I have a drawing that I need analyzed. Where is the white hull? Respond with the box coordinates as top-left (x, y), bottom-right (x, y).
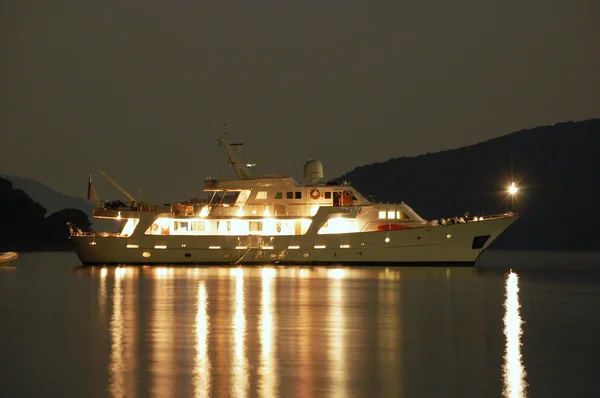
top-left (73, 216), bottom-right (516, 266)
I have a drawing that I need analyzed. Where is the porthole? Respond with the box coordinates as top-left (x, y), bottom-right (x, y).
top-left (303, 253), bottom-right (310, 258)
top-left (142, 252), bottom-right (151, 258)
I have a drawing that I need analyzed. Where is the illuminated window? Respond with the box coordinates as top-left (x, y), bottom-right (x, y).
top-left (317, 218), bottom-right (357, 234)
top-left (236, 190), bottom-right (251, 205)
top-left (378, 211), bottom-right (386, 219)
top-left (275, 192), bottom-right (283, 199)
top-left (387, 211), bottom-right (395, 219)
top-left (256, 191), bottom-right (267, 200)
top-left (174, 221), bottom-right (189, 231)
top-left (191, 221), bottom-right (205, 231)
top-left (286, 192), bottom-right (293, 199)
top-left (120, 219), bottom-right (139, 236)
top-left (295, 192), bottom-right (302, 199)
top-left (324, 192), bottom-right (332, 199)
top-left (249, 221), bottom-right (263, 232)
top-left (217, 221), bottom-right (232, 233)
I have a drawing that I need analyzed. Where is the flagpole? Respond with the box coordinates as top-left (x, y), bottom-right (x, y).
top-left (87, 174), bottom-right (92, 200)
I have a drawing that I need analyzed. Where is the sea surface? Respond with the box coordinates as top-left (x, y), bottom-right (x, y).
top-left (1, 251), bottom-right (600, 398)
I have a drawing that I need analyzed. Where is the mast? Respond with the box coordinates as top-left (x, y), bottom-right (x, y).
top-left (217, 134), bottom-right (254, 179)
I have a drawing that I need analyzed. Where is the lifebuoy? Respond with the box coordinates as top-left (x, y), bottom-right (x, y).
top-left (310, 189), bottom-right (320, 199)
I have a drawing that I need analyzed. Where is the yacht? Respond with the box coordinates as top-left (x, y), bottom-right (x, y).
top-left (70, 137), bottom-right (517, 265)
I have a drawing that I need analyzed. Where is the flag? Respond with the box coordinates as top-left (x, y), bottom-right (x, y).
top-left (87, 174), bottom-right (92, 200)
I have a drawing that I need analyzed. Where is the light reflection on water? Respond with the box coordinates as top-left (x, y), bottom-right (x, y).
top-left (98, 268), bottom-right (107, 316)
top-left (194, 281), bottom-right (210, 398)
top-left (151, 267), bottom-right (175, 396)
top-left (258, 268), bottom-right (277, 397)
top-left (109, 267), bottom-right (138, 398)
top-left (378, 272), bottom-right (401, 395)
top-left (328, 269), bottom-right (346, 398)
top-left (230, 268), bottom-right (249, 398)
top-left (93, 265), bottom-right (532, 397)
top-left (503, 271), bottom-right (528, 398)
top-left (109, 267), bottom-right (124, 398)
top-left (6, 252), bottom-right (600, 397)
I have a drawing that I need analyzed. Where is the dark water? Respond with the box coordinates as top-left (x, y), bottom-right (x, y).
top-left (1, 251), bottom-right (600, 398)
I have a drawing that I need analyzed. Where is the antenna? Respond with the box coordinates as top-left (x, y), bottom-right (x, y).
top-left (99, 169), bottom-right (137, 204)
top-left (210, 117), bottom-right (254, 179)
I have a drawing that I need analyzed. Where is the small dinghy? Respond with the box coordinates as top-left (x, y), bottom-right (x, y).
top-left (0, 252), bottom-right (19, 265)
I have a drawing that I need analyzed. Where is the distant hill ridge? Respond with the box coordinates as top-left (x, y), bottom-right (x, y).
top-left (0, 177), bottom-right (92, 251)
top-left (334, 119), bottom-right (600, 250)
top-left (0, 173), bottom-right (94, 216)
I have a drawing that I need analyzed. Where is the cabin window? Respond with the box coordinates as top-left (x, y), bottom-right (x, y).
top-left (191, 221), bottom-right (205, 232)
top-left (145, 223), bottom-right (159, 235)
top-left (324, 192), bottom-right (332, 199)
top-left (295, 192), bottom-right (302, 199)
top-left (249, 221), bottom-right (263, 232)
top-left (275, 192), bottom-right (283, 199)
top-left (119, 219), bottom-right (139, 237)
top-left (235, 190), bottom-right (251, 206)
top-left (378, 210), bottom-right (410, 220)
top-left (256, 191), bottom-right (267, 200)
top-left (217, 221), bottom-right (232, 233)
top-left (174, 221), bottom-right (189, 231)
top-left (318, 218), bottom-right (357, 234)
top-left (286, 192), bottom-right (293, 199)
top-left (218, 191), bottom-right (240, 205)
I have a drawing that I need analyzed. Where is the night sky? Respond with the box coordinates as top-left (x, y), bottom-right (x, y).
top-left (2, 1), bottom-right (599, 204)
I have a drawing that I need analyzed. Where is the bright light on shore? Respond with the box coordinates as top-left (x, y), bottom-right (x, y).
top-left (508, 182), bottom-right (518, 195)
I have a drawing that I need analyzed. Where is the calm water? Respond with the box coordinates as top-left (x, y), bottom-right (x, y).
top-left (1, 251), bottom-right (600, 398)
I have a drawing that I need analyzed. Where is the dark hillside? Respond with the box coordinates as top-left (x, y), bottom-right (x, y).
top-left (335, 119), bottom-right (600, 250)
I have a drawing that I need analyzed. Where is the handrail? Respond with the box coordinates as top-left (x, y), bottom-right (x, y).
top-left (69, 231), bottom-right (120, 237)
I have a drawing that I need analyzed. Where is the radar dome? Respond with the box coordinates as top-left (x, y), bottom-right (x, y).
top-left (303, 159), bottom-right (324, 184)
